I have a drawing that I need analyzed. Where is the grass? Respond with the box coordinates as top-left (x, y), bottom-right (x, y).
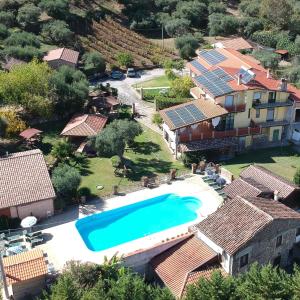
top-left (223, 146), bottom-right (300, 181)
top-left (79, 125), bottom-right (186, 197)
top-left (132, 75), bottom-right (171, 89)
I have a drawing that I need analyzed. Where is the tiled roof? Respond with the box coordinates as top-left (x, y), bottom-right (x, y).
top-left (43, 48), bottom-right (79, 64)
top-left (0, 150), bottom-right (56, 209)
top-left (3, 249), bottom-right (47, 285)
top-left (151, 235), bottom-right (217, 298)
top-left (160, 98), bottom-right (228, 130)
top-left (240, 165), bottom-right (298, 198)
top-left (187, 48), bottom-right (300, 101)
top-left (214, 37), bottom-right (253, 51)
top-left (19, 128), bottom-right (42, 140)
top-left (61, 114), bottom-right (108, 137)
top-left (196, 196), bottom-right (300, 255)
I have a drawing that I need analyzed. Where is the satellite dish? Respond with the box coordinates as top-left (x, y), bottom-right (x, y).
top-left (212, 117), bottom-right (221, 127)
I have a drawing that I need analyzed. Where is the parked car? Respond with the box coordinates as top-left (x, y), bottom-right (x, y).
top-left (126, 68), bottom-right (137, 78)
top-left (110, 70), bottom-right (124, 80)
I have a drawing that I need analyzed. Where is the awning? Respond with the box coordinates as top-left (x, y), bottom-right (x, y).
top-left (180, 137), bottom-right (238, 152)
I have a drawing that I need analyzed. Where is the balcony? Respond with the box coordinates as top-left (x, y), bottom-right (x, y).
top-left (252, 99), bottom-right (293, 109)
top-left (223, 103), bottom-right (246, 113)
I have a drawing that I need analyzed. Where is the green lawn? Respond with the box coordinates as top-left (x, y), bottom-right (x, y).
top-left (133, 75), bottom-right (171, 88)
top-left (79, 125), bottom-right (186, 197)
top-left (223, 146), bottom-right (300, 181)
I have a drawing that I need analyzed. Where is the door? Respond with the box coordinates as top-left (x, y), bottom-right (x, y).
top-left (272, 129), bottom-right (280, 142)
top-left (267, 108), bottom-right (275, 122)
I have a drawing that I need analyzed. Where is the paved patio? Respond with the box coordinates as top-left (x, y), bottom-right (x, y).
top-left (37, 175), bottom-right (223, 271)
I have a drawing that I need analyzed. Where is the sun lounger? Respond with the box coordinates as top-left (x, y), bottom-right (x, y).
top-left (26, 231), bottom-right (42, 238)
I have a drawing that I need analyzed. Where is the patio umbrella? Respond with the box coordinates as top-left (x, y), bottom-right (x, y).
top-left (21, 216), bottom-right (37, 228)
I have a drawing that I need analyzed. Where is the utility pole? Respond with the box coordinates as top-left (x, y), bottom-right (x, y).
top-left (0, 253), bottom-right (9, 299)
top-left (161, 25), bottom-right (164, 50)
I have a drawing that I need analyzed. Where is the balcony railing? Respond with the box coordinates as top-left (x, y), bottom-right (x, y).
top-left (178, 126), bottom-right (262, 142)
top-left (252, 99), bottom-right (293, 109)
top-left (224, 103), bottom-right (246, 113)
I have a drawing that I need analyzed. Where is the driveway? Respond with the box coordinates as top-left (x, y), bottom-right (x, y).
top-left (94, 68), bottom-right (166, 133)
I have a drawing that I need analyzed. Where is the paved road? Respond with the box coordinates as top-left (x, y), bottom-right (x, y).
top-left (97, 68), bottom-right (165, 133)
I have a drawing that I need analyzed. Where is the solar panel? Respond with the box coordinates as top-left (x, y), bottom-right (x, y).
top-left (212, 68), bottom-right (233, 82)
top-left (166, 104), bottom-right (206, 128)
top-left (237, 67), bottom-right (255, 84)
top-left (190, 60), bottom-right (207, 73)
top-left (199, 50), bottom-right (226, 65)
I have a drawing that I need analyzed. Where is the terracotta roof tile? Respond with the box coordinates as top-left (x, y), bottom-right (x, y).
top-left (61, 114), bottom-right (108, 137)
top-left (3, 249), bottom-right (47, 285)
top-left (43, 48), bottom-right (79, 64)
top-left (214, 37), bottom-right (253, 51)
top-left (151, 235), bottom-right (217, 298)
top-left (0, 150), bottom-right (56, 209)
top-left (19, 128), bottom-right (42, 140)
top-left (240, 165), bottom-right (298, 198)
top-left (196, 196), bottom-right (300, 255)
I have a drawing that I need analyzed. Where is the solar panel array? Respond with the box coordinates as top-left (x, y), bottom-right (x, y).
top-left (195, 70), bottom-right (233, 97)
top-left (212, 68), bottom-right (233, 82)
top-left (199, 50), bottom-right (226, 65)
top-left (237, 67), bottom-right (255, 84)
top-left (190, 59), bottom-right (207, 73)
top-left (165, 104), bottom-right (206, 128)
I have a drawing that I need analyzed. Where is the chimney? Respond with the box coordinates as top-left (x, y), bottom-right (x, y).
top-left (279, 78), bottom-right (287, 92)
top-left (274, 190), bottom-right (279, 201)
top-left (267, 69), bottom-right (271, 79)
top-left (237, 74), bottom-right (242, 85)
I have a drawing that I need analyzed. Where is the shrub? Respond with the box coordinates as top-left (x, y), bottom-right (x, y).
top-left (4, 31), bottom-right (40, 48)
top-left (17, 3), bottom-right (41, 27)
top-left (51, 140), bottom-right (74, 162)
top-left (78, 187), bottom-right (91, 198)
top-left (0, 24), bottom-right (9, 40)
top-left (251, 31), bottom-right (278, 48)
top-left (0, 11), bottom-right (15, 27)
top-left (208, 13), bottom-right (239, 36)
top-left (208, 2), bottom-right (226, 14)
top-left (116, 52), bottom-right (134, 68)
top-left (39, 0), bottom-right (69, 19)
top-left (152, 113), bottom-right (163, 126)
top-left (165, 68), bottom-right (177, 80)
top-left (239, 17), bottom-right (264, 38)
top-left (175, 34), bottom-right (199, 59)
top-left (0, 109), bottom-right (26, 137)
top-left (294, 168), bottom-right (300, 186)
top-left (41, 20), bottom-right (73, 45)
top-left (83, 51), bottom-right (106, 74)
top-left (170, 76), bottom-right (194, 98)
top-left (164, 18), bottom-right (190, 37)
top-left (111, 155), bottom-right (121, 168)
top-left (1, 46), bottom-right (43, 61)
top-left (155, 94), bottom-right (187, 110)
top-left (252, 50), bottom-right (280, 70)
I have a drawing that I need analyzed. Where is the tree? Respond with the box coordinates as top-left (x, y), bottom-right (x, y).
top-left (0, 11), bottom-right (15, 27)
top-left (50, 66), bottom-right (89, 116)
top-left (185, 270), bottom-right (237, 300)
top-left (239, 17), bottom-right (264, 38)
top-left (1, 46), bottom-right (43, 61)
top-left (0, 60), bottom-right (53, 118)
top-left (3, 31), bottom-right (40, 48)
top-left (39, 0), bottom-right (69, 19)
top-left (236, 263), bottom-right (291, 299)
top-left (41, 20), bottom-right (73, 45)
top-left (252, 50), bottom-right (280, 70)
top-left (91, 119), bottom-right (142, 159)
top-left (170, 76), bottom-right (194, 98)
top-left (51, 140), bottom-right (74, 162)
top-left (0, 109), bottom-right (26, 137)
top-left (83, 52), bottom-right (106, 74)
top-left (51, 163), bottom-right (81, 202)
top-left (260, 0), bottom-right (292, 29)
top-left (164, 18), bottom-right (190, 37)
top-left (0, 24), bottom-right (9, 40)
top-left (294, 167), bottom-right (300, 185)
top-left (251, 31), bottom-right (278, 48)
top-left (208, 13), bottom-right (239, 36)
top-left (116, 52), bottom-right (134, 68)
top-left (208, 2), bottom-right (226, 14)
top-left (17, 3), bottom-right (41, 28)
top-left (175, 34), bottom-right (199, 59)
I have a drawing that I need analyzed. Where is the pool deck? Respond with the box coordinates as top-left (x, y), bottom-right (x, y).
top-left (38, 175), bottom-right (223, 271)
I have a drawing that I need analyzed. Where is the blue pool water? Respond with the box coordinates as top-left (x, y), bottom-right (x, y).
top-left (75, 193), bottom-right (202, 252)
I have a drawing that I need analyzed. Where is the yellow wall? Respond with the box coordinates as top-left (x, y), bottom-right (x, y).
top-left (268, 126), bottom-right (282, 141)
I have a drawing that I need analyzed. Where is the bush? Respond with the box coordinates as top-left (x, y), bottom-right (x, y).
top-left (170, 76), bottom-right (194, 98)
top-left (239, 17), bottom-right (264, 38)
top-left (155, 94), bottom-right (187, 110)
top-left (41, 20), bottom-right (73, 45)
top-left (164, 18), bottom-right (190, 37)
top-left (111, 155), bottom-right (121, 168)
top-left (294, 168), bottom-right (300, 185)
top-left (208, 13), bottom-right (239, 36)
top-left (39, 0), bottom-right (69, 19)
top-left (0, 11), bottom-right (15, 27)
top-left (2, 46), bottom-right (43, 61)
top-left (252, 50), bottom-right (280, 69)
top-left (78, 187), bottom-right (91, 198)
top-left (83, 52), bottom-right (106, 74)
top-left (251, 31), bottom-right (278, 48)
top-left (175, 34), bottom-right (198, 59)
top-left (116, 52), bottom-right (134, 68)
top-left (0, 109), bottom-right (26, 137)
top-left (165, 68), bottom-right (177, 80)
top-left (17, 3), bottom-right (41, 27)
top-left (152, 113), bottom-right (163, 126)
top-left (0, 24), bottom-right (9, 40)
top-left (4, 31), bottom-right (40, 48)
top-left (51, 140), bottom-right (74, 162)
top-left (208, 2), bottom-right (226, 14)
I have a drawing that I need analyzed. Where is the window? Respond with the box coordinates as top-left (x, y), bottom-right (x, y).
top-left (256, 109), bottom-right (260, 118)
top-left (248, 108), bottom-right (251, 118)
top-left (267, 108), bottom-right (275, 121)
top-left (268, 91), bottom-right (276, 103)
top-left (225, 113), bottom-right (234, 130)
top-left (253, 92), bottom-right (261, 101)
top-left (240, 253), bottom-right (249, 268)
top-left (276, 235), bottom-right (282, 247)
top-left (225, 95), bottom-right (234, 107)
top-left (297, 228), bottom-right (300, 237)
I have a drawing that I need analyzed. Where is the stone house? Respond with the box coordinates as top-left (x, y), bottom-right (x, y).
top-left (43, 47), bottom-right (79, 69)
top-left (150, 196), bottom-right (300, 297)
top-left (0, 149), bottom-right (55, 219)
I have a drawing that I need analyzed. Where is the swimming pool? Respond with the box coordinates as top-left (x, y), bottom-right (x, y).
top-left (75, 193), bottom-right (202, 251)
